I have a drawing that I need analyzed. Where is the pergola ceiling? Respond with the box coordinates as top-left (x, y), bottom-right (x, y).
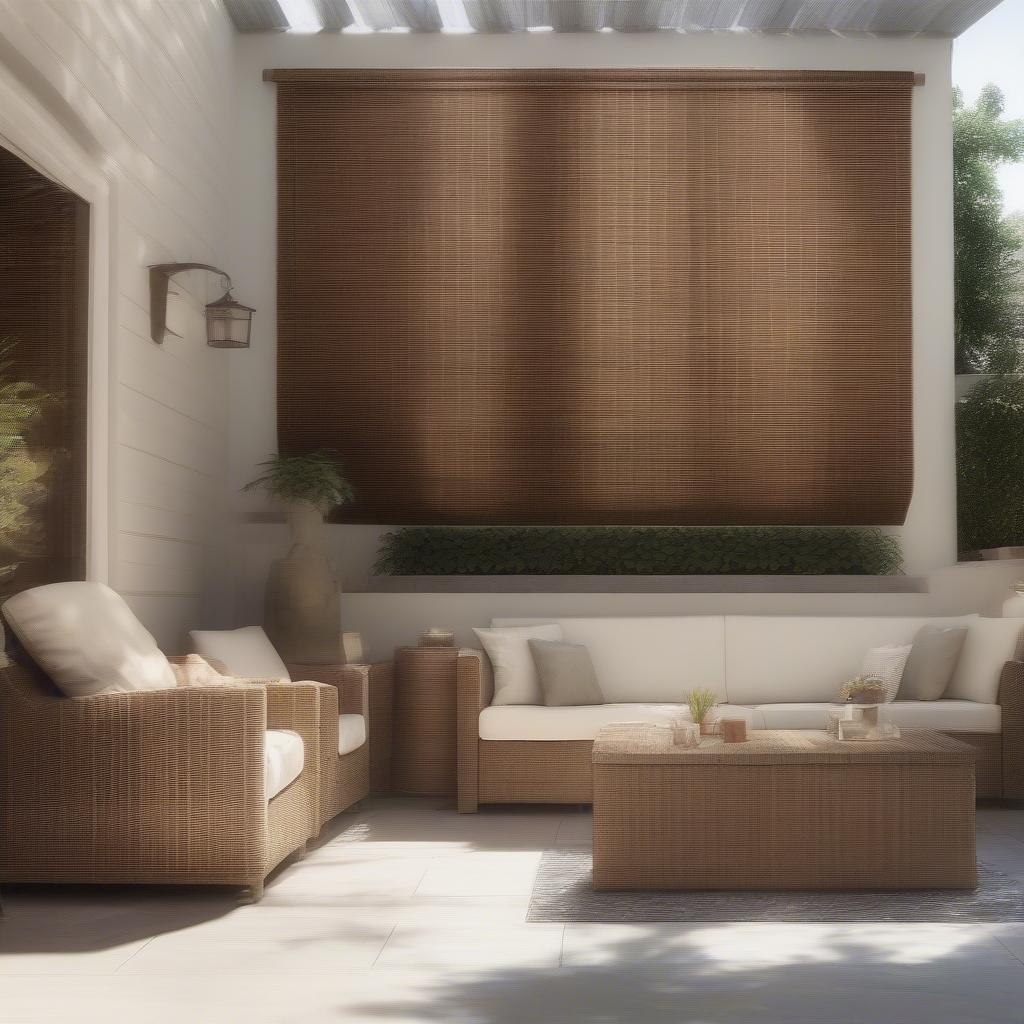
top-left (223, 0), bottom-right (1003, 35)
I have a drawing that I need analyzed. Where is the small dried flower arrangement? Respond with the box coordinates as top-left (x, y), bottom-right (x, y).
top-left (838, 675), bottom-right (886, 705)
top-left (685, 688), bottom-right (720, 734)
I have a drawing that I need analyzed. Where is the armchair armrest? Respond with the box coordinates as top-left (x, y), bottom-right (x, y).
top-left (285, 663), bottom-right (369, 718)
top-left (999, 660), bottom-right (1024, 799)
top-left (0, 663), bottom-right (272, 875)
top-left (456, 649), bottom-right (491, 812)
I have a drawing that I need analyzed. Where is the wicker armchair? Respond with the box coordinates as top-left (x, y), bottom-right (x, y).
top-left (285, 663), bottom-right (375, 829)
top-left (0, 656), bottom-right (321, 898)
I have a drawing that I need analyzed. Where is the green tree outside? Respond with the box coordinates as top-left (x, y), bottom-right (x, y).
top-left (955, 85), bottom-right (1024, 554)
top-left (954, 84), bottom-right (1024, 374)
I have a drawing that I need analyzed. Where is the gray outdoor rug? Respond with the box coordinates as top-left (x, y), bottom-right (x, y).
top-left (527, 848), bottom-right (1024, 923)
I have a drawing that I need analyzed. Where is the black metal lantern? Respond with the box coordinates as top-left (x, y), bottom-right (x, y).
top-left (148, 262), bottom-right (254, 348)
top-left (205, 288), bottom-right (255, 348)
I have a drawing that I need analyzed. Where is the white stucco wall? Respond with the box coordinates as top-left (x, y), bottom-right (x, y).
top-left (0, 0), bottom-right (236, 648)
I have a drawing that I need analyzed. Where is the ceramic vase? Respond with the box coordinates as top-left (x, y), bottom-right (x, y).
top-left (264, 500), bottom-right (342, 664)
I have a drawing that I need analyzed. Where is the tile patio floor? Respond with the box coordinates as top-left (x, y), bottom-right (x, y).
top-left (3, 799), bottom-right (1024, 1023)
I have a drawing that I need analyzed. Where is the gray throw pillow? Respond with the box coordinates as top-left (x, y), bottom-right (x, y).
top-left (528, 639), bottom-right (604, 707)
top-left (897, 625), bottom-right (968, 701)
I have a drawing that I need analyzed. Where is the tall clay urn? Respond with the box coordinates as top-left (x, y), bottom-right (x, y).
top-left (264, 500), bottom-right (342, 664)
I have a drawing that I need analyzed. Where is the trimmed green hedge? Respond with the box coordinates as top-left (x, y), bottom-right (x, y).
top-left (956, 374), bottom-right (1024, 553)
top-left (374, 526), bottom-right (903, 576)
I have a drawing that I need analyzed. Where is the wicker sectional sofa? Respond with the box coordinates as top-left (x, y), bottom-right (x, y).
top-left (457, 615), bottom-right (1024, 811)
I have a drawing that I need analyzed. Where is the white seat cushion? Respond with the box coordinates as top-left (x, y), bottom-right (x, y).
top-left (189, 626), bottom-right (290, 681)
top-left (338, 713), bottom-right (367, 756)
top-left (1, 582), bottom-right (176, 698)
top-left (478, 703), bottom-right (759, 741)
top-left (751, 701), bottom-right (1001, 734)
top-left (265, 729), bottom-right (304, 799)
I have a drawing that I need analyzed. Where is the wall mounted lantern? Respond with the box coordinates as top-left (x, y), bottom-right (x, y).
top-left (149, 263), bottom-right (255, 348)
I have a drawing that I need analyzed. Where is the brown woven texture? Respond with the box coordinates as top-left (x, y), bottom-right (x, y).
top-left (480, 741), bottom-right (595, 804)
top-left (285, 663), bottom-right (373, 825)
top-left (998, 660), bottom-right (1024, 799)
top-left (288, 662), bottom-right (393, 798)
top-left (592, 728), bottom-right (976, 890)
top-left (394, 647), bottom-right (459, 797)
top-left (0, 660), bottom-right (316, 890)
top-left (946, 732), bottom-right (1001, 798)
top-left (274, 69), bottom-right (912, 525)
top-left (457, 652), bottom-right (487, 812)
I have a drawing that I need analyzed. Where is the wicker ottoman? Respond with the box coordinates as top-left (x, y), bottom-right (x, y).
top-left (592, 727), bottom-right (977, 890)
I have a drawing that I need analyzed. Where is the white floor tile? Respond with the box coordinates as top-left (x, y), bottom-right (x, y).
top-left (375, 924), bottom-right (564, 969)
top-left (5, 797), bottom-right (1024, 1022)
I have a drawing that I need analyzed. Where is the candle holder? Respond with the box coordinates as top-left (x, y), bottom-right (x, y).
top-left (720, 718), bottom-right (748, 743)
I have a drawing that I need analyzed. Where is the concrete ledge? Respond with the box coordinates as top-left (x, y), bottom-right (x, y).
top-left (361, 575), bottom-right (929, 595)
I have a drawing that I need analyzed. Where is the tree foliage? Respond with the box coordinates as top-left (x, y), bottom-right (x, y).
top-left (0, 339), bottom-right (50, 588)
top-left (954, 85), bottom-right (1024, 373)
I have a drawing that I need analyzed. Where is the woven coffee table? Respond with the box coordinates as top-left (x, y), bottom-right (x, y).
top-left (592, 727), bottom-right (977, 891)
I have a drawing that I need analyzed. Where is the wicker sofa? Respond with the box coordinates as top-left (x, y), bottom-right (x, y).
top-left (458, 615), bottom-right (1024, 811)
top-left (0, 653), bottom-right (321, 897)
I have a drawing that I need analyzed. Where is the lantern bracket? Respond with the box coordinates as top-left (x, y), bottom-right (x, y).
top-left (148, 263), bottom-right (234, 344)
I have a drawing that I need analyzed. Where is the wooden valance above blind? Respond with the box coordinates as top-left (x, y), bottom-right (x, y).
top-left (271, 69), bottom-right (914, 525)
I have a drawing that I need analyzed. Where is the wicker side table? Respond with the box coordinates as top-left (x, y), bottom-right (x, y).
top-left (393, 646), bottom-right (459, 797)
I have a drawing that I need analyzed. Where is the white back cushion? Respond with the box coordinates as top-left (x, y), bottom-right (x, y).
top-left (473, 624), bottom-right (563, 705)
top-left (2, 582), bottom-right (176, 698)
top-left (948, 616), bottom-right (1024, 703)
top-left (724, 616), bottom-right (972, 704)
top-left (189, 626), bottom-right (290, 680)
top-left (492, 617), bottom-right (726, 703)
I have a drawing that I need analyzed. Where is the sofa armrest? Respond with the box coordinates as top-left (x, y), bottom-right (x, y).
top-left (999, 660), bottom-right (1024, 799)
top-left (456, 649), bottom-right (490, 812)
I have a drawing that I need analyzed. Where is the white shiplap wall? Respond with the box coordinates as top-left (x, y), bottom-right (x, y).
top-left (0, 0), bottom-right (236, 649)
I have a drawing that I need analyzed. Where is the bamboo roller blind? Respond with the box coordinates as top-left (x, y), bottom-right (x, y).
top-left (272, 69), bottom-right (913, 525)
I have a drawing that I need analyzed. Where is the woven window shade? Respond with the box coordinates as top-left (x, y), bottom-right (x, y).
top-left (272, 69), bottom-right (913, 525)
top-left (0, 147), bottom-right (89, 593)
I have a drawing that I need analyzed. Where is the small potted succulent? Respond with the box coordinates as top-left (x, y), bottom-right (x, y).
top-left (685, 687), bottom-right (720, 736)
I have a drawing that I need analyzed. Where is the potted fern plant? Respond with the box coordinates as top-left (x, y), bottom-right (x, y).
top-left (244, 452), bottom-right (354, 664)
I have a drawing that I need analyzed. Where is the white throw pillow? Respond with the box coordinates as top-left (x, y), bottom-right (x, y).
top-left (862, 643), bottom-right (913, 702)
top-left (189, 626), bottom-right (291, 680)
top-left (1, 581), bottom-right (176, 698)
top-left (473, 624), bottom-right (563, 705)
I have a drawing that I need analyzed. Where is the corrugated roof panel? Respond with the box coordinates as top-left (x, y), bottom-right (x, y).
top-left (224, 0), bottom-right (1006, 34)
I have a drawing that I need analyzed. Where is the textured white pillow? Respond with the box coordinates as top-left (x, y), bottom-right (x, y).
top-left (189, 626), bottom-right (290, 680)
top-left (862, 643), bottom-right (913, 702)
top-left (170, 653), bottom-right (230, 687)
top-left (473, 624), bottom-right (563, 705)
top-left (1, 581), bottom-right (176, 698)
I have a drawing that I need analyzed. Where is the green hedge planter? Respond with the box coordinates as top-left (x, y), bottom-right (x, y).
top-left (374, 526), bottom-right (904, 577)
